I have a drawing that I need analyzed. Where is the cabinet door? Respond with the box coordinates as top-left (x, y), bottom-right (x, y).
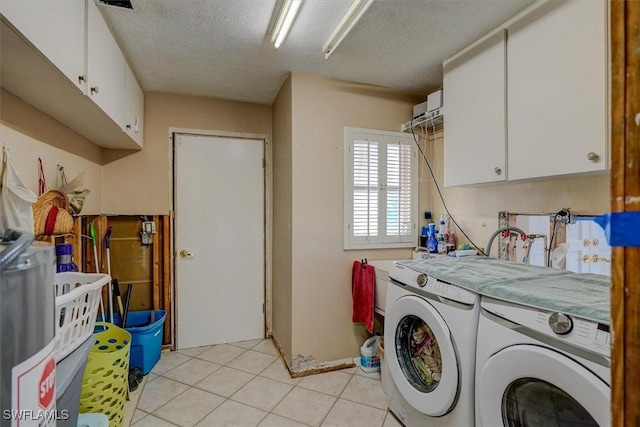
top-left (1, 0), bottom-right (85, 92)
top-left (443, 31), bottom-right (507, 186)
top-left (507, 0), bottom-right (607, 180)
top-left (86, 0), bottom-right (125, 128)
top-left (124, 61), bottom-right (144, 148)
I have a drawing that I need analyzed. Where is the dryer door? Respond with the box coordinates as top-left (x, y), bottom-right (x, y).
top-left (477, 344), bottom-right (609, 426)
top-left (385, 295), bottom-right (460, 416)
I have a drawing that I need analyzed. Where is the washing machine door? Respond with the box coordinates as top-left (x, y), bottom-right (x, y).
top-left (385, 295), bottom-right (460, 416)
top-left (477, 344), bottom-right (610, 426)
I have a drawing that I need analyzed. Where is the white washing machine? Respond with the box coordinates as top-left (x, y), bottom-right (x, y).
top-left (475, 296), bottom-right (610, 427)
top-left (383, 262), bottom-right (480, 426)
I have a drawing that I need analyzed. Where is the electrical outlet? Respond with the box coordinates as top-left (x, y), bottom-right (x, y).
top-left (141, 220), bottom-right (156, 245)
top-left (142, 221), bottom-right (156, 234)
top-left (141, 232), bottom-right (153, 245)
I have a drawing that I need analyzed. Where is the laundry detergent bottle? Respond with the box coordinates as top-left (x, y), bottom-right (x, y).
top-left (360, 334), bottom-right (381, 373)
top-left (426, 223), bottom-right (438, 253)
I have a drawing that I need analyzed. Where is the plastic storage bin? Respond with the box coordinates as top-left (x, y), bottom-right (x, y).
top-left (79, 323), bottom-right (130, 427)
top-left (56, 335), bottom-right (93, 427)
top-left (121, 310), bottom-right (166, 375)
top-left (54, 272), bottom-right (111, 361)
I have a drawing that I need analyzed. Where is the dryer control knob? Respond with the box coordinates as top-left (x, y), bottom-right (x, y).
top-left (416, 274), bottom-right (427, 287)
top-left (549, 312), bottom-right (573, 335)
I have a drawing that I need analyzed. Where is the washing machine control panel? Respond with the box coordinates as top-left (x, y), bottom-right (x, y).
top-left (483, 298), bottom-right (610, 357)
top-left (390, 264), bottom-right (478, 305)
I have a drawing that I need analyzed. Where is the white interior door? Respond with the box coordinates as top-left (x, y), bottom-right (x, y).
top-left (175, 134), bottom-right (264, 349)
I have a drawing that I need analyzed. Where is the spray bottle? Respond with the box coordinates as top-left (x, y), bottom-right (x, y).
top-left (437, 216), bottom-right (446, 254)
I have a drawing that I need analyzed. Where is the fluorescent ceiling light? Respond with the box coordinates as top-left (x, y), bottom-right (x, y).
top-left (271, 0), bottom-right (303, 49)
top-left (322, 0), bottom-right (374, 59)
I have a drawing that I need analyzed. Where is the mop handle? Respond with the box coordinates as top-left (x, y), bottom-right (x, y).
top-left (89, 221), bottom-right (99, 272)
top-left (93, 251), bottom-right (99, 274)
top-left (105, 226), bottom-right (112, 275)
top-left (90, 221), bottom-right (106, 324)
top-left (105, 226), bottom-right (113, 323)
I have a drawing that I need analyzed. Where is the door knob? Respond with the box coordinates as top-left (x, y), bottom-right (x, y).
top-left (180, 250), bottom-right (195, 258)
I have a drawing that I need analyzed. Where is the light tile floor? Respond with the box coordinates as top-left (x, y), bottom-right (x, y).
top-left (126, 339), bottom-right (402, 427)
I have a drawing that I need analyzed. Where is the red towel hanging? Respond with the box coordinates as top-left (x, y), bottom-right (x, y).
top-left (352, 259), bottom-right (375, 334)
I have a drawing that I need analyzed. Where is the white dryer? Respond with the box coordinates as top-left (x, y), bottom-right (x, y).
top-left (476, 297), bottom-right (610, 427)
top-left (383, 262), bottom-right (480, 426)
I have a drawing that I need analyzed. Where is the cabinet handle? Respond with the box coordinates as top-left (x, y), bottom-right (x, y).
top-left (126, 124), bottom-right (132, 130)
top-left (494, 167), bottom-right (502, 176)
top-left (90, 86), bottom-right (99, 95)
top-left (587, 152), bottom-right (599, 162)
top-left (78, 74), bottom-right (87, 83)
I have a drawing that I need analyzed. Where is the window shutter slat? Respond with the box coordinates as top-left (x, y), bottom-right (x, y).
top-left (352, 140), bottom-right (378, 237)
top-left (387, 143), bottom-right (413, 236)
top-left (346, 129), bottom-right (416, 249)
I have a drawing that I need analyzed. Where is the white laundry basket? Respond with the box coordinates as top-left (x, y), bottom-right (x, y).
top-left (54, 272), bottom-right (111, 361)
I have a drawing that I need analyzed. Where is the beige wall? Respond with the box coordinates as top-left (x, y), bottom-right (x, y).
top-left (0, 90), bottom-right (102, 215)
top-left (425, 130), bottom-right (610, 254)
top-left (101, 92), bottom-right (273, 214)
top-left (275, 72), bottom-right (608, 365)
top-left (271, 76), bottom-right (294, 362)
top-left (288, 73), bottom-right (424, 362)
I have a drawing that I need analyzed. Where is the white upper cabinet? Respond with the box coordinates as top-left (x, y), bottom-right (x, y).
top-left (0, 0), bottom-right (143, 150)
top-left (124, 61), bottom-right (144, 147)
top-left (442, 0), bottom-right (608, 186)
top-left (87, 0), bottom-right (125, 129)
top-left (0, 0), bottom-right (85, 93)
top-left (444, 31), bottom-right (507, 186)
top-left (507, 0), bottom-right (607, 180)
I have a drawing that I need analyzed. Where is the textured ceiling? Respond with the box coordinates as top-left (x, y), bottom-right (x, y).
top-left (99, 0), bottom-right (535, 105)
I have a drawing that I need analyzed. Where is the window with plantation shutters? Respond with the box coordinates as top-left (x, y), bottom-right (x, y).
top-left (344, 127), bottom-right (418, 249)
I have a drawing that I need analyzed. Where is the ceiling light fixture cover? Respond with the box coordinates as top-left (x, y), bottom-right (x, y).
top-left (322, 0), bottom-right (375, 59)
top-left (271, 0), bottom-right (304, 49)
